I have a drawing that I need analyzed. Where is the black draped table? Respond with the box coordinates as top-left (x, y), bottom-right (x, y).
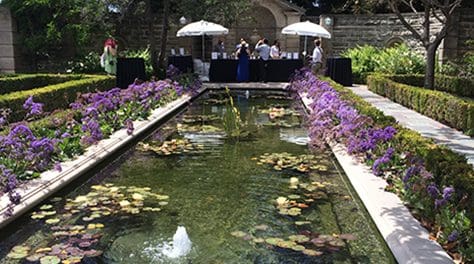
top-left (325, 58), bottom-right (352, 86)
top-left (209, 59), bottom-right (303, 82)
top-left (116, 58), bottom-right (146, 89)
top-left (168, 55), bottom-right (193, 73)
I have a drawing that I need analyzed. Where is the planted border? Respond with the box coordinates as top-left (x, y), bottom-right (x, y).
top-left (0, 75), bottom-right (115, 122)
top-left (0, 74), bottom-right (85, 95)
top-left (367, 74), bottom-right (474, 136)
top-left (387, 74), bottom-right (474, 99)
top-left (291, 68), bottom-right (473, 262)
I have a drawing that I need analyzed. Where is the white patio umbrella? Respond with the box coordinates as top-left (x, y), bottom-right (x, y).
top-left (281, 20), bottom-right (331, 55)
top-left (176, 20), bottom-right (229, 61)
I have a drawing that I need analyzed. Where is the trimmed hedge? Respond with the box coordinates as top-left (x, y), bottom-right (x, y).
top-left (388, 74), bottom-right (474, 98)
top-left (0, 75), bottom-right (115, 122)
top-left (326, 77), bottom-right (474, 219)
top-left (0, 74), bottom-right (85, 95)
top-left (367, 74), bottom-right (474, 136)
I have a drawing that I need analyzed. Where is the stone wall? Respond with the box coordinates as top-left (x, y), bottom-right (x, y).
top-left (0, 7), bottom-right (18, 73)
top-left (320, 9), bottom-right (474, 61)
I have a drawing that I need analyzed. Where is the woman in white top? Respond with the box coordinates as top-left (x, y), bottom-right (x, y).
top-left (270, 40), bottom-right (280, 59)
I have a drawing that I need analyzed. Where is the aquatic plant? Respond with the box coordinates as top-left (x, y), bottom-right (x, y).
top-left (6, 183), bottom-right (168, 263)
top-left (222, 88), bottom-right (258, 139)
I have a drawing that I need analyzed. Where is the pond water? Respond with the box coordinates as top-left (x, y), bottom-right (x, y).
top-left (0, 90), bottom-right (394, 264)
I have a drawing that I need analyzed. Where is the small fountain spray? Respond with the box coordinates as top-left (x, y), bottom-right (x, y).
top-left (162, 226), bottom-right (192, 258)
top-left (143, 226), bottom-right (192, 261)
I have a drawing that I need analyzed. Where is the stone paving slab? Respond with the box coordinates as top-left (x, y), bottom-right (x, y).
top-left (347, 85), bottom-right (474, 166)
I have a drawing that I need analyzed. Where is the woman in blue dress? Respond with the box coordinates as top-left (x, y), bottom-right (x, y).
top-left (236, 40), bottom-right (249, 82)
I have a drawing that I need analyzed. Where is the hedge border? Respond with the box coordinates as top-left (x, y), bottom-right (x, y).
top-left (367, 74), bottom-right (474, 136)
top-left (387, 74), bottom-right (474, 98)
top-left (0, 74), bottom-right (86, 95)
top-left (0, 75), bottom-right (115, 122)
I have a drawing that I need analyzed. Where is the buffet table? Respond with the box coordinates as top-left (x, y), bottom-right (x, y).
top-left (209, 59), bottom-right (303, 82)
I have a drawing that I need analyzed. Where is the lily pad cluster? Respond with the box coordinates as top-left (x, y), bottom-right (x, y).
top-left (254, 152), bottom-right (329, 172)
top-left (231, 227), bottom-right (357, 257)
top-left (7, 184), bottom-right (168, 263)
top-left (203, 98), bottom-right (230, 105)
top-left (181, 114), bottom-right (220, 124)
top-left (137, 139), bottom-right (204, 155)
top-left (260, 107), bottom-right (300, 120)
top-left (177, 123), bottom-right (223, 133)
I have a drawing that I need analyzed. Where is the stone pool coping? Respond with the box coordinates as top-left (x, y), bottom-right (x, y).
top-left (0, 89), bottom-right (203, 229)
top-left (299, 93), bottom-right (453, 264)
top-left (0, 83), bottom-right (453, 263)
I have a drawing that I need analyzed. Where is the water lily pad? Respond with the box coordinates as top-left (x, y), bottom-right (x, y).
top-left (287, 207), bottom-right (302, 216)
top-left (45, 218), bottom-right (60, 225)
top-left (158, 201), bottom-right (168, 206)
top-left (253, 237), bottom-right (265, 243)
top-left (328, 239), bottom-right (345, 247)
top-left (42, 211), bottom-right (57, 216)
top-left (277, 240), bottom-right (297, 249)
top-left (295, 221), bottom-right (311, 226)
top-left (26, 253), bottom-right (45, 262)
top-left (291, 245), bottom-right (306, 251)
top-left (40, 256), bottom-right (61, 264)
top-left (119, 200), bottom-right (131, 207)
top-left (303, 249), bottom-right (323, 256)
top-left (254, 224), bottom-right (269, 231)
top-left (265, 237), bottom-right (284, 245)
top-left (132, 193), bottom-right (144, 200)
top-left (40, 204), bottom-right (53, 210)
top-left (287, 194), bottom-right (301, 199)
top-left (288, 235), bottom-right (310, 243)
top-left (62, 257), bottom-right (82, 264)
top-left (31, 213), bottom-right (46, 219)
top-left (231, 231), bottom-right (247, 238)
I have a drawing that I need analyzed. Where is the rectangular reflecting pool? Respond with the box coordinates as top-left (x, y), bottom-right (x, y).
top-left (0, 90), bottom-right (394, 264)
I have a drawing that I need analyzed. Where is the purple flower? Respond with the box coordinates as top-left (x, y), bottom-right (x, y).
top-left (447, 230), bottom-right (458, 242)
top-left (442, 186), bottom-right (454, 200)
top-left (125, 119), bottom-right (134, 135)
top-left (426, 183), bottom-right (440, 199)
top-left (372, 147), bottom-right (395, 176)
top-left (54, 162), bottom-right (62, 172)
top-left (23, 96), bottom-right (44, 118)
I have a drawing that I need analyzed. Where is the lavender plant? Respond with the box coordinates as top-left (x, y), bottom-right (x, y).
top-left (290, 68), bottom-right (472, 259)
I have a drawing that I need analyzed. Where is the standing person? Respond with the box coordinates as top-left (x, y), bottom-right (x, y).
top-left (311, 39), bottom-right (323, 75)
top-left (255, 38), bottom-right (271, 82)
top-left (236, 40), bottom-right (249, 82)
top-left (270, 40), bottom-right (280, 59)
top-left (100, 38), bottom-right (118, 75)
top-left (213, 39), bottom-right (225, 58)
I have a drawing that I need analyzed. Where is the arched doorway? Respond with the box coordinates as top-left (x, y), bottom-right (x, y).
top-left (234, 6), bottom-right (277, 49)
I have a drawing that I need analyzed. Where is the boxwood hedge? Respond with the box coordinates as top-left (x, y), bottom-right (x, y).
top-left (0, 74), bottom-right (85, 95)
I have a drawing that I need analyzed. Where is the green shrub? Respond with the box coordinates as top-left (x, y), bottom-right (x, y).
top-left (368, 74), bottom-right (474, 135)
top-left (376, 44), bottom-right (425, 74)
top-left (341, 45), bottom-right (380, 84)
top-left (120, 47), bottom-right (153, 78)
top-left (65, 51), bottom-right (103, 74)
top-left (388, 74), bottom-right (474, 98)
top-left (0, 75), bottom-right (115, 122)
top-left (342, 44), bottom-right (425, 84)
top-left (0, 74), bottom-right (84, 95)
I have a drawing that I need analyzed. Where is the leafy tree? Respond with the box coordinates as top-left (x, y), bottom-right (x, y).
top-left (388, 0), bottom-right (463, 88)
top-left (2, 0), bottom-right (112, 69)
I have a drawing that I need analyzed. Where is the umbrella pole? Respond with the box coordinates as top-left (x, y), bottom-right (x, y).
top-left (202, 35), bottom-right (205, 62)
top-left (304, 36), bottom-right (307, 56)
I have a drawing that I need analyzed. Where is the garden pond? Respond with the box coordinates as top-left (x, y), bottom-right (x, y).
top-left (0, 90), bottom-right (394, 263)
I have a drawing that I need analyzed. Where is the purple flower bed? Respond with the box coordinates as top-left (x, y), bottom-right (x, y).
top-left (0, 68), bottom-right (201, 216)
top-left (290, 68), bottom-right (473, 261)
